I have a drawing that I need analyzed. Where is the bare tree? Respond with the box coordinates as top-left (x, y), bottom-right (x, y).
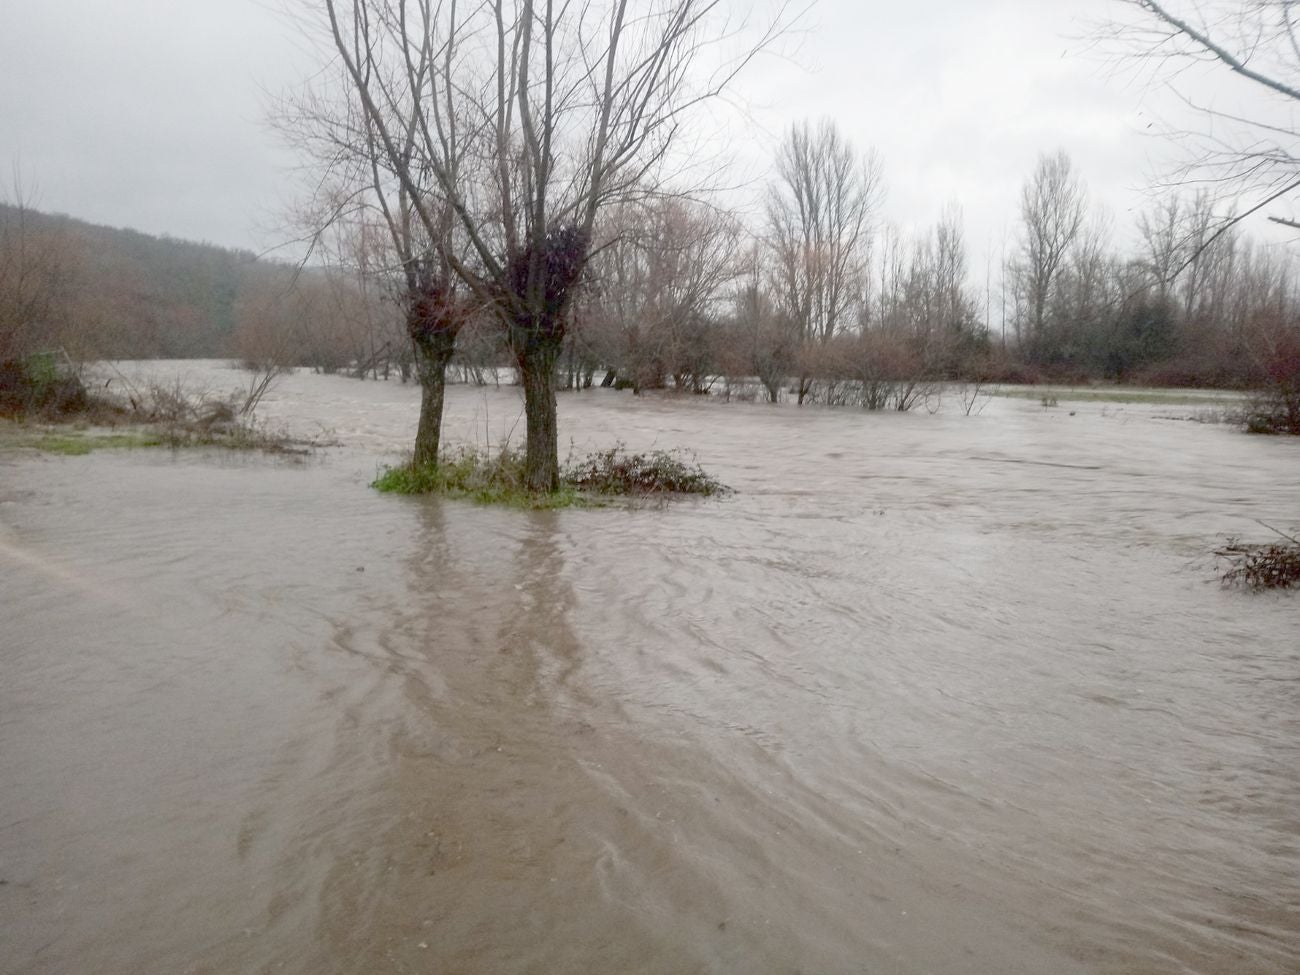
top-left (766, 119), bottom-right (882, 403)
top-left (1104, 1), bottom-right (1300, 243)
top-left (1011, 150), bottom-right (1088, 357)
top-left (725, 241), bottom-right (794, 403)
top-left (1137, 193), bottom-right (1188, 302)
top-left (930, 203), bottom-right (974, 338)
top-left (315, 0), bottom-right (789, 491)
top-left (1051, 210), bottom-right (1124, 370)
top-left (866, 221), bottom-right (906, 331)
top-left (310, 208), bottom-right (411, 381)
top-left (1134, 188), bottom-right (1238, 326)
top-left (890, 207), bottom-right (977, 339)
top-left (584, 196), bottom-right (742, 391)
top-left (0, 180), bottom-right (76, 363)
top-left (840, 207), bottom-right (985, 395)
top-left (277, 16), bottom-right (473, 470)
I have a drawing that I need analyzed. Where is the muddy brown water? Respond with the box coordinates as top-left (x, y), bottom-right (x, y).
top-left (1, 362), bottom-right (1297, 974)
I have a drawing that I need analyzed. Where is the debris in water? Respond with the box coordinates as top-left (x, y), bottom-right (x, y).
top-left (1216, 524), bottom-right (1300, 591)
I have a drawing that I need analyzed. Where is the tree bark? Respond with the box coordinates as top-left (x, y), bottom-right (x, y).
top-left (410, 325), bottom-right (457, 468)
top-left (519, 341), bottom-right (561, 493)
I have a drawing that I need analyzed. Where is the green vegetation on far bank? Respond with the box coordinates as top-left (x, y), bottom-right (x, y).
top-left (0, 424), bottom-right (166, 455)
top-left (0, 419), bottom-right (310, 457)
top-left (992, 385), bottom-right (1248, 407)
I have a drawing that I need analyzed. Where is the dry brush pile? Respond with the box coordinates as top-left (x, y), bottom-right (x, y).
top-left (1216, 526), bottom-right (1300, 591)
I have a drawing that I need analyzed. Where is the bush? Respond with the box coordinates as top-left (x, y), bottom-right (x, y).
top-left (1241, 321), bottom-right (1300, 434)
top-left (0, 362), bottom-right (309, 456)
top-left (1128, 353), bottom-right (1251, 390)
top-left (1217, 530), bottom-right (1300, 591)
top-left (0, 353), bottom-right (89, 417)
top-left (974, 355), bottom-right (1045, 386)
top-left (565, 444), bottom-right (728, 496)
top-left (1243, 399), bottom-right (1300, 434)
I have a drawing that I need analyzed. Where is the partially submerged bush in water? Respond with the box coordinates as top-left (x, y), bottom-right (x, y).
top-left (1243, 392), bottom-right (1300, 435)
top-left (374, 443), bottom-right (728, 506)
top-left (0, 353), bottom-right (90, 417)
top-left (564, 444), bottom-right (728, 496)
top-left (0, 367), bottom-right (310, 456)
top-left (1217, 527), bottom-right (1300, 591)
top-left (101, 378), bottom-right (309, 453)
top-left (1242, 322), bottom-right (1300, 434)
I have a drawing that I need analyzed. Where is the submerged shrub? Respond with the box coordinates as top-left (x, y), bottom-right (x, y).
top-left (564, 444), bottom-right (728, 496)
top-left (0, 354), bottom-right (89, 417)
top-left (1242, 322), bottom-right (1300, 434)
top-left (1243, 391), bottom-right (1300, 435)
top-left (1217, 529), bottom-right (1300, 591)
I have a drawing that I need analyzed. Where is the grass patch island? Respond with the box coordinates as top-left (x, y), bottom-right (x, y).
top-left (373, 444), bottom-right (729, 508)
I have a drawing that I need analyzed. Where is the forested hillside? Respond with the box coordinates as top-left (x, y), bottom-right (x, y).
top-left (0, 200), bottom-right (415, 379)
top-left (0, 202), bottom-right (286, 359)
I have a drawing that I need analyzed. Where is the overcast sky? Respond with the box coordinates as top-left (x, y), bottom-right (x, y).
top-left (0, 0), bottom-right (1274, 271)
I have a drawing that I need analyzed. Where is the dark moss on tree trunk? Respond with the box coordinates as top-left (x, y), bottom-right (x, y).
top-left (519, 342), bottom-right (561, 492)
top-left (502, 226), bottom-right (589, 493)
top-left (406, 285), bottom-right (462, 468)
top-left (412, 331), bottom-right (455, 467)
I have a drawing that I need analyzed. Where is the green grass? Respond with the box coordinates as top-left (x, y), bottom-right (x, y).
top-left (0, 418), bottom-right (305, 457)
top-left (374, 447), bottom-right (587, 509)
top-left (146, 423), bottom-right (309, 454)
top-left (373, 444), bottom-right (729, 508)
top-left (992, 385), bottom-right (1246, 406)
top-left (0, 426), bottom-right (165, 455)
top-left (21, 434), bottom-right (96, 455)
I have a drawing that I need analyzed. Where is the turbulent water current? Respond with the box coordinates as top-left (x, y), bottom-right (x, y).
top-left (1, 361), bottom-right (1297, 974)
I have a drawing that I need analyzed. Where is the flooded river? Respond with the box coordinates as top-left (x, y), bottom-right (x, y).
top-left (2, 362), bottom-right (1297, 974)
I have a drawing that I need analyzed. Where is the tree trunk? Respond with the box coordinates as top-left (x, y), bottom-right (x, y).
top-left (503, 225), bottom-right (589, 493)
top-left (762, 374), bottom-right (781, 403)
top-left (519, 341), bottom-right (561, 493)
top-left (411, 329), bottom-right (455, 468)
top-left (565, 336), bottom-right (577, 390)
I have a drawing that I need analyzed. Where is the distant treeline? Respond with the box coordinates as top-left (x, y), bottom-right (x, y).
top-left (0, 202), bottom-right (408, 376)
top-left (4, 137), bottom-right (1300, 409)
